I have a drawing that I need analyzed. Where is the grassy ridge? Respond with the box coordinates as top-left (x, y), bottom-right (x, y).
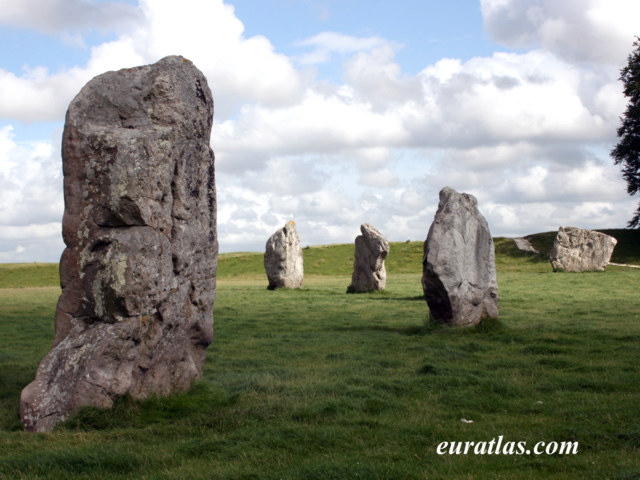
top-left (0, 230), bottom-right (639, 479)
top-left (218, 240), bottom-right (426, 280)
top-left (1, 229), bottom-right (637, 288)
top-left (4, 229), bottom-right (636, 288)
top-left (0, 263), bottom-right (60, 288)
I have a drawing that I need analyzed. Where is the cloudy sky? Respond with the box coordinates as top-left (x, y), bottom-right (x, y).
top-left (0, 0), bottom-right (638, 262)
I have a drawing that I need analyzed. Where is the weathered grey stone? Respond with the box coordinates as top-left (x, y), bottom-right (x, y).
top-left (264, 221), bottom-right (303, 289)
top-left (422, 187), bottom-right (498, 327)
top-left (348, 223), bottom-right (389, 293)
top-left (549, 226), bottom-right (617, 272)
top-left (514, 237), bottom-right (539, 253)
top-left (20, 56), bottom-right (217, 432)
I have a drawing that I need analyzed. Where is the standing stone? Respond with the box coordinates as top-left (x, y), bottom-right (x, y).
top-left (348, 223), bottom-right (390, 293)
top-left (549, 226), bottom-right (617, 272)
top-left (514, 237), bottom-right (539, 254)
top-left (264, 221), bottom-right (303, 289)
top-left (422, 187), bottom-right (498, 327)
top-left (20, 56), bottom-right (217, 432)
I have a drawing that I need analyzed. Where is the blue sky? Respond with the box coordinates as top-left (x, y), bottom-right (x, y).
top-left (0, 0), bottom-right (638, 262)
top-left (231, 0), bottom-right (499, 74)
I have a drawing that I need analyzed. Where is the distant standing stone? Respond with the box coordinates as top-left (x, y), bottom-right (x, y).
top-left (20, 56), bottom-right (217, 432)
top-left (422, 187), bottom-right (498, 327)
top-left (549, 227), bottom-right (617, 272)
top-left (348, 223), bottom-right (390, 292)
top-left (264, 221), bottom-right (303, 289)
top-left (514, 237), bottom-right (539, 253)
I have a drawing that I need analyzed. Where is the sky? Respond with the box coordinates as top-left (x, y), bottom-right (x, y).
top-left (0, 0), bottom-right (639, 262)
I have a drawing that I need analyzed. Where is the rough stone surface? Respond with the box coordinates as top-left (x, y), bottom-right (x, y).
top-left (348, 223), bottom-right (390, 292)
top-left (20, 56), bottom-right (217, 432)
top-left (264, 221), bottom-right (303, 289)
top-left (514, 237), bottom-right (539, 253)
top-left (422, 187), bottom-right (498, 327)
top-left (549, 227), bottom-right (617, 272)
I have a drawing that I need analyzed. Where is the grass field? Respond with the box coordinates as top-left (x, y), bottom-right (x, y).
top-left (0, 230), bottom-right (639, 479)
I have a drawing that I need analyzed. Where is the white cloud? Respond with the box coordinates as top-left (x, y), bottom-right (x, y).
top-left (480, 0), bottom-right (640, 65)
top-left (215, 88), bottom-right (410, 173)
top-left (343, 44), bottom-right (423, 108)
top-left (415, 50), bottom-right (616, 147)
top-left (0, 0), bottom-right (636, 261)
top-left (0, 0), bottom-right (304, 123)
top-left (511, 165), bottom-right (549, 201)
top-left (360, 168), bottom-right (399, 188)
top-left (0, 67), bottom-right (82, 122)
top-left (294, 32), bottom-right (391, 65)
top-left (133, 0), bottom-right (304, 113)
top-left (0, 0), bottom-right (141, 34)
top-left (484, 199), bottom-right (635, 238)
top-left (0, 125), bottom-right (64, 262)
top-left (0, 226), bottom-right (64, 263)
top-left (0, 125), bottom-right (63, 227)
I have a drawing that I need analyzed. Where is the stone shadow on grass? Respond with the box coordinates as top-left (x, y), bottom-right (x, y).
top-left (331, 317), bottom-right (505, 336)
top-left (365, 295), bottom-right (425, 301)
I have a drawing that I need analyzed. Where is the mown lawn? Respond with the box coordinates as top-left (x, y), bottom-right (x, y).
top-left (0, 231), bottom-right (638, 479)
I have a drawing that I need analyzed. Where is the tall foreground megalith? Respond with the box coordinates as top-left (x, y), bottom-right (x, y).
top-left (20, 56), bottom-right (217, 432)
top-left (422, 187), bottom-right (498, 327)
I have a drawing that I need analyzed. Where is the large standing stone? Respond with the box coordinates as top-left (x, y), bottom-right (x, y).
top-left (348, 223), bottom-right (390, 293)
top-left (20, 56), bottom-right (217, 432)
top-left (549, 227), bottom-right (617, 272)
top-left (264, 221), bottom-right (303, 289)
top-left (422, 187), bottom-right (498, 327)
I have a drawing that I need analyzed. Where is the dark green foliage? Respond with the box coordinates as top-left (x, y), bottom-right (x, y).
top-left (612, 36), bottom-right (640, 227)
top-left (599, 228), bottom-right (640, 264)
top-left (525, 232), bottom-right (558, 257)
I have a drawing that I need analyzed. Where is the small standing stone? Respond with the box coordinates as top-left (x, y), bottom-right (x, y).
top-left (348, 223), bottom-right (390, 293)
top-left (422, 187), bottom-right (498, 327)
top-left (20, 56), bottom-right (217, 432)
top-left (549, 226), bottom-right (617, 272)
top-left (264, 221), bottom-right (303, 289)
top-left (514, 237), bottom-right (539, 253)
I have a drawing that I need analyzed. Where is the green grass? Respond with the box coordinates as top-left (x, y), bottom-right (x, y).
top-left (0, 263), bottom-right (59, 288)
top-left (217, 240), bottom-right (425, 279)
top-left (1, 232), bottom-right (639, 479)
